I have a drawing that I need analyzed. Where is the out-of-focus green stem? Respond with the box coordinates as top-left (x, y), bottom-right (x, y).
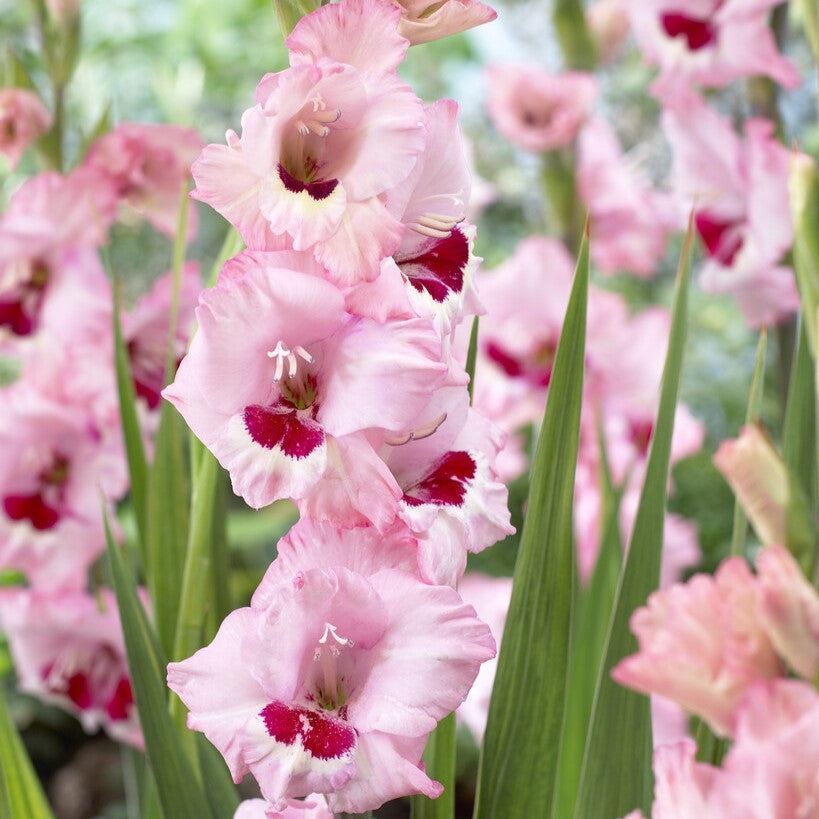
top-left (541, 151), bottom-right (584, 250)
top-left (410, 712), bottom-right (456, 819)
top-left (552, 0), bottom-right (597, 70)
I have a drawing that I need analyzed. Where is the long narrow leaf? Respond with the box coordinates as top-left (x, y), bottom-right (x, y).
top-left (730, 328), bottom-right (767, 556)
top-left (113, 284), bottom-right (150, 553)
top-left (473, 230), bottom-right (589, 819)
top-left (104, 514), bottom-right (212, 819)
top-left (0, 685), bottom-right (55, 819)
top-left (574, 221), bottom-right (694, 818)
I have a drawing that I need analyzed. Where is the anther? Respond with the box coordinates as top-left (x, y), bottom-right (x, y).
top-left (408, 213), bottom-right (464, 239)
top-left (385, 412), bottom-right (448, 446)
top-left (267, 342), bottom-right (313, 383)
top-left (318, 622), bottom-right (354, 648)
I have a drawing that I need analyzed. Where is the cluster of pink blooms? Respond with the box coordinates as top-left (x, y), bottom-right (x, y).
top-left (163, 0), bottom-right (509, 814)
top-left (617, 543), bottom-right (819, 817)
top-left (0, 113), bottom-right (203, 747)
top-left (485, 0), bottom-right (800, 326)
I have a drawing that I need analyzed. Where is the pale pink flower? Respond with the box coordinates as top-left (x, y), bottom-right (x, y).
top-left (456, 573), bottom-right (512, 742)
top-left (0, 386), bottom-right (127, 590)
top-left (0, 89), bottom-right (52, 170)
top-left (45, 0), bottom-right (80, 22)
top-left (168, 541), bottom-right (495, 812)
top-left (193, 1), bottom-right (424, 285)
top-left (711, 680), bottom-right (819, 817)
top-left (387, 398), bottom-right (514, 586)
top-left (612, 557), bottom-right (782, 735)
top-left (713, 424), bottom-right (788, 547)
top-left (486, 65), bottom-right (597, 153)
top-left (392, 0), bottom-right (496, 44)
top-left (0, 588), bottom-right (142, 747)
top-left (577, 118), bottom-right (677, 277)
top-left (85, 123), bottom-right (203, 238)
top-left (163, 250), bottom-right (449, 517)
top-left (623, 0), bottom-right (799, 95)
top-left (622, 739), bottom-right (720, 819)
top-left (756, 545), bottom-right (819, 681)
top-left (348, 99), bottom-right (482, 335)
top-left (663, 92), bottom-right (799, 326)
top-left (234, 795), bottom-right (332, 818)
top-left (651, 696), bottom-right (690, 749)
top-left (123, 262), bottom-right (201, 412)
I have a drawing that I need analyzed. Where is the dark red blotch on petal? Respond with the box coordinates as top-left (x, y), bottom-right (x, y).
top-left (105, 677), bottom-right (134, 721)
top-left (398, 227), bottom-right (470, 303)
top-left (3, 493), bottom-right (60, 530)
top-left (403, 450), bottom-right (477, 508)
top-left (278, 164), bottom-right (339, 202)
top-left (65, 672), bottom-right (94, 711)
top-left (695, 212), bottom-right (744, 266)
top-left (244, 403), bottom-right (325, 459)
top-left (660, 12), bottom-right (717, 51)
top-left (260, 701), bottom-right (356, 761)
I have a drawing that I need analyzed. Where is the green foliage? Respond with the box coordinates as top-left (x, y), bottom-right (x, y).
top-left (575, 225), bottom-right (694, 818)
top-left (411, 713), bottom-right (456, 819)
top-left (474, 231), bottom-right (589, 819)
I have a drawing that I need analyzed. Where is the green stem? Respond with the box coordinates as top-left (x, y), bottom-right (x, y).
top-left (552, 0), bottom-right (597, 70)
top-left (411, 712), bottom-right (456, 819)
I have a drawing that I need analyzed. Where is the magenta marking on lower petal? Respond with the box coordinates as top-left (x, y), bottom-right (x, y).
top-left (277, 163), bottom-right (339, 202)
top-left (243, 403), bottom-right (325, 459)
top-left (3, 493), bottom-right (60, 530)
top-left (695, 212), bottom-right (744, 266)
top-left (105, 677), bottom-right (134, 721)
top-left (260, 701), bottom-right (356, 761)
top-left (630, 419), bottom-right (654, 456)
top-left (403, 450), bottom-right (477, 508)
top-left (660, 11), bottom-right (716, 51)
top-left (485, 341), bottom-right (524, 378)
top-left (65, 672), bottom-right (94, 711)
top-left (0, 299), bottom-right (35, 336)
top-left (398, 227), bottom-right (470, 303)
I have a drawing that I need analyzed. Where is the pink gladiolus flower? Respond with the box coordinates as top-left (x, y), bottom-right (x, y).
top-left (235, 795), bottom-right (332, 818)
top-left (622, 0), bottom-right (799, 95)
top-left (587, 0), bottom-right (630, 63)
top-left (486, 65), bottom-right (597, 152)
top-left (0, 588), bottom-right (142, 747)
top-left (0, 386), bottom-right (127, 590)
top-left (663, 91), bottom-right (799, 326)
top-left (348, 99), bottom-right (482, 335)
top-left (0, 170), bottom-right (115, 351)
top-left (577, 118), bottom-right (677, 277)
top-left (0, 89), bottom-right (52, 170)
top-left (612, 557), bottom-right (782, 736)
top-left (711, 680), bottom-right (819, 817)
top-left (163, 250), bottom-right (449, 516)
top-left (168, 534), bottom-right (495, 812)
top-left (85, 123), bottom-right (203, 238)
top-left (193, 0), bottom-right (424, 284)
top-left (123, 262), bottom-right (201, 411)
top-left (392, 0), bottom-right (497, 45)
top-left (756, 545), bottom-right (819, 681)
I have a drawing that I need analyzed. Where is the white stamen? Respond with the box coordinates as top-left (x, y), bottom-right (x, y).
top-left (304, 120), bottom-right (330, 137)
top-left (267, 342), bottom-right (313, 383)
top-left (313, 109), bottom-right (341, 124)
top-left (408, 212), bottom-right (465, 239)
top-left (385, 412), bottom-right (448, 446)
top-left (318, 622), bottom-right (354, 648)
top-left (408, 223), bottom-right (452, 239)
top-left (296, 120), bottom-right (311, 137)
top-left (310, 92), bottom-right (326, 112)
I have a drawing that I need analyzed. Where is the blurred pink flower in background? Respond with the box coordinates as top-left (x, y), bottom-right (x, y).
top-left (613, 557), bottom-right (782, 736)
top-left (486, 65), bottom-right (597, 152)
top-left (0, 88), bottom-right (52, 170)
top-left (587, 0), bottom-right (630, 62)
top-left (577, 118), bottom-right (677, 277)
top-left (663, 90), bottom-right (799, 326)
top-left (394, 0), bottom-right (496, 44)
top-left (85, 123), bottom-right (203, 239)
top-left (622, 0), bottom-right (799, 95)
top-left (0, 588), bottom-right (142, 748)
top-left (756, 545), bottom-right (819, 681)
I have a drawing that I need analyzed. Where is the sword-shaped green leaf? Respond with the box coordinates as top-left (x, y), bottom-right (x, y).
top-left (574, 221), bottom-right (694, 819)
top-left (0, 685), bottom-right (55, 819)
top-left (104, 513), bottom-right (213, 819)
top-left (473, 229), bottom-right (589, 819)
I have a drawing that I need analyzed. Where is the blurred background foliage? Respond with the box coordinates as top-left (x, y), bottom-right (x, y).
top-left (0, 0), bottom-right (817, 815)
